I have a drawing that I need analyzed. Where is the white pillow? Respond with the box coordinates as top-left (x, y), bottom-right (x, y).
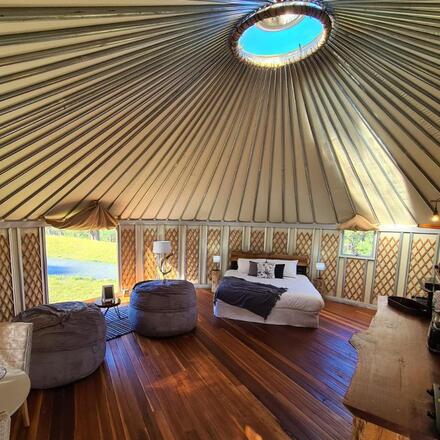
top-left (237, 258), bottom-right (266, 274)
top-left (266, 259), bottom-right (298, 278)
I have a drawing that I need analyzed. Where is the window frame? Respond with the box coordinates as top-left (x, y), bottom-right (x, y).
top-left (339, 230), bottom-right (377, 260)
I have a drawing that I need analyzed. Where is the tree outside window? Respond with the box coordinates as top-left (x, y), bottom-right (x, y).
top-left (341, 230), bottom-right (376, 259)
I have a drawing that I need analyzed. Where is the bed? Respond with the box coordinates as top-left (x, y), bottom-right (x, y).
top-left (213, 252), bottom-right (324, 328)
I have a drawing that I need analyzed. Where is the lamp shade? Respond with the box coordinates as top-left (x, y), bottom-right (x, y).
top-left (213, 255), bottom-right (221, 264)
top-left (153, 241), bottom-right (172, 254)
top-left (316, 262), bottom-right (326, 271)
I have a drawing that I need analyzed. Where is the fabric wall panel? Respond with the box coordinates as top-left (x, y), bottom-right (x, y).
top-left (120, 226), bottom-right (136, 290)
top-left (250, 228), bottom-right (265, 252)
top-left (320, 231), bottom-right (340, 297)
top-left (20, 228), bottom-right (44, 310)
top-left (272, 229), bottom-right (288, 254)
top-left (206, 228), bottom-right (221, 282)
top-left (371, 233), bottom-right (401, 303)
top-left (143, 226), bottom-right (157, 280)
top-left (342, 259), bottom-right (367, 302)
top-left (0, 230), bottom-right (15, 321)
top-left (406, 234), bottom-right (438, 297)
top-left (165, 226), bottom-right (179, 280)
top-left (186, 227), bottom-right (200, 283)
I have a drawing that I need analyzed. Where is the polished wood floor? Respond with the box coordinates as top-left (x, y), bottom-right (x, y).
top-left (11, 290), bottom-right (375, 440)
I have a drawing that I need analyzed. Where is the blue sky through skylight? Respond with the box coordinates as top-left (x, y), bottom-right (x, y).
top-left (239, 16), bottom-right (324, 57)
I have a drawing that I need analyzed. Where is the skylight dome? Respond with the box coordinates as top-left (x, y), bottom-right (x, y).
top-left (230, 1), bottom-right (333, 68)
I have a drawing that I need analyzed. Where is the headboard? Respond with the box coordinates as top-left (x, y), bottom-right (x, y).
top-left (229, 251), bottom-right (310, 276)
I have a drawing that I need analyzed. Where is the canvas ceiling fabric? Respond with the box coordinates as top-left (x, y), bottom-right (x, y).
top-left (338, 215), bottom-right (379, 232)
top-left (44, 202), bottom-right (117, 230)
top-left (0, 1), bottom-right (438, 226)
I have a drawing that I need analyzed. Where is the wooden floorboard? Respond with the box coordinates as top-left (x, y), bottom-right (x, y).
top-left (11, 290), bottom-right (374, 440)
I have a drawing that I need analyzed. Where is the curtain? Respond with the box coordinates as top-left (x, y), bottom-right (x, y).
top-left (338, 214), bottom-right (378, 231)
top-left (44, 202), bottom-right (117, 230)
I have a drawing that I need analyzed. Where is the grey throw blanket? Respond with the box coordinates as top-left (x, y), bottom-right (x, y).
top-left (214, 276), bottom-right (287, 319)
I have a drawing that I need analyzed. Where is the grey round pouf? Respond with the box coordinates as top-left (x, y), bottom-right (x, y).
top-left (129, 280), bottom-right (197, 337)
top-left (13, 301), bottom-right (106, 389)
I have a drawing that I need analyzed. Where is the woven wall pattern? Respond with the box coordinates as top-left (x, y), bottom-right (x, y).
top-left (342, 258), bottom-right (366, 302)
top-left (0, 233), bottom-right (14, 321)
top-left (143, 227), bottom-right (157, 280)
top-left (406, 234), bottom-right (437, 297)
top-left (207, 228), bottom-right (221, 282)
top-left (320, 232), bottom-right (340, 296)
top-left (272, 229), bottom-right (288, 254)
top-left (250, 228), bottom-right (265, 252)
top-left (228, 228), bottom-right (243, 258)
top-left (165, 227), bottom-right (179, 279)
top-left (121, 227), bottom-right (136, 290)
top-left (295, 231), bottom-right (313, 257)
top-left (372, 233), bottom-right (400, 303)
top-left (21, 230), bottom-right (44, 309)
top-left (185, 227), bottom-right (200, 283)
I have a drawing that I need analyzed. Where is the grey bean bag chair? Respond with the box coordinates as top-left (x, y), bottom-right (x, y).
top-left (129, 280), bottom-right (197, 337)
top-left (13, 302), bottom-right (106, 389)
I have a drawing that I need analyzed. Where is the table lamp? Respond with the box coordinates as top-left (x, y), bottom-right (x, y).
top-left (153, 241), bottom-right (172, 281)
top-left (316, 262), bottom-right (326, 278)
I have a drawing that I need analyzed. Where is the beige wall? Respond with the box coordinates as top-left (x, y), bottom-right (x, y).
top-left (120, 221), bottom-right (440, 308)
top-left (1, 220), bottom-right (439, 321)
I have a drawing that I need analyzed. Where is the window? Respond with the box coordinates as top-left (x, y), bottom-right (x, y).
top-left (230, 2), bottom-right (332, 68)
top-left (45, 227), bottom-right (118, 303)
top-left (340, 230), bottom-right (376, 259)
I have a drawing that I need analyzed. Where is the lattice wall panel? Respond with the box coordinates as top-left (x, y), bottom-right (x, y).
top-left (120, 226), bottom-right (136, 290)
top-left (250, 228), bottom-right (265, 252)
top-left (228, 228), bottom-right (243, 258)
top-left (21, 230), bottom-right (44, 310)
top-left (143, 227), bottom-right (157, 280)
top-left (320, 232), bottom-right (340, 296)
top-left (372, 233), bottom-right (400, 303)
top-left (0, 232), bottom-right (14, 321)
top-left (342, 259), bottom-right (367, 302)
top-left (272, 229), bottom-right (288, 254)
top-left (186, 227), bottom-right (200, 283)
top-left (207, 228), bottom-right (221, 282)
top-left (406, 234), bottom-right (437, 297)
top-left (295, 231), bottom-right (313, 257)
top-left (165, 227), bottom-right (179, 279)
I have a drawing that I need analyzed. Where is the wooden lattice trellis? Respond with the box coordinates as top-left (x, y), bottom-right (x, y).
top-left (320, 232), bottom-right (340, 296)
top-left (0, 233), bottom-right (14, 321)
top-left (186, 227), bottom-right (200, 283)
top-left (250, 228), bottom-right (265, 252)
top-left (372, 233), bottom-right (400, 303)
top-left (228, 228), bottom-right (243, 260)
top-left (406, 235), bottom-right (437, 297)
top-left (21, 230), bottom-right (44, 310)
top-left (272, 229), bottom-right (288, 254)
top-left (342, 259), bottom-right (367, 302)
top-left (207, 228), bottom-right (221, 282)
top-left (295, 231), bottom-right (313, 257)
top-left (143, 227), bottom-right (157, 280)
top-left (165, 227), bottom-right (179, 279)
top-left (120, 227), bottom-right (136, 290)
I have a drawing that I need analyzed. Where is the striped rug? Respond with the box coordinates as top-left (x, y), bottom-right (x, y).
top-left (104, 305), bottom-right (134, 341)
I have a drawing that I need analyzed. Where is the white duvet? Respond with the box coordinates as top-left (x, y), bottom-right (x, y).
top-left (223, 270), bottom-right (324, 313)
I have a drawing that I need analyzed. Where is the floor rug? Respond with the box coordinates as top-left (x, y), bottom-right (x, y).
top-left (103, 305), bottom-right (134, 341)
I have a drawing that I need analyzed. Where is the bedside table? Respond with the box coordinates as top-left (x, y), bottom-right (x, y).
top-left (313, 277), bottom-right (327, 298)
top-left (211, 270), bottom-right (221, 293)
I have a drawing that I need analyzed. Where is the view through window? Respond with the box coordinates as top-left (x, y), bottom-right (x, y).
top-left (46, 227), bottom-right (118, 303)
top-left (340, 230), bottom-right (376, 259)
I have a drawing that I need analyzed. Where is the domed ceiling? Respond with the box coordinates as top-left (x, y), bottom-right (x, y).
top-left (0, 0), bottom-right (438, 225)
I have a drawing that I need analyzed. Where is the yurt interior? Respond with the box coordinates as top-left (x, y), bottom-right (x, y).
top-left (0, 1), bottom-right (439, 439)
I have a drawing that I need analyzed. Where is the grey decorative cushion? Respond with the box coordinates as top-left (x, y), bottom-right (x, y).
top-left (257, 262), bottom-right (276, 279)
top-left (13, 302), bottom-right (106, 389)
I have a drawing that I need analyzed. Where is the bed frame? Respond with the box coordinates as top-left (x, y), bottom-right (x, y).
top-left (229, 251), bottom-right (309, 276)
